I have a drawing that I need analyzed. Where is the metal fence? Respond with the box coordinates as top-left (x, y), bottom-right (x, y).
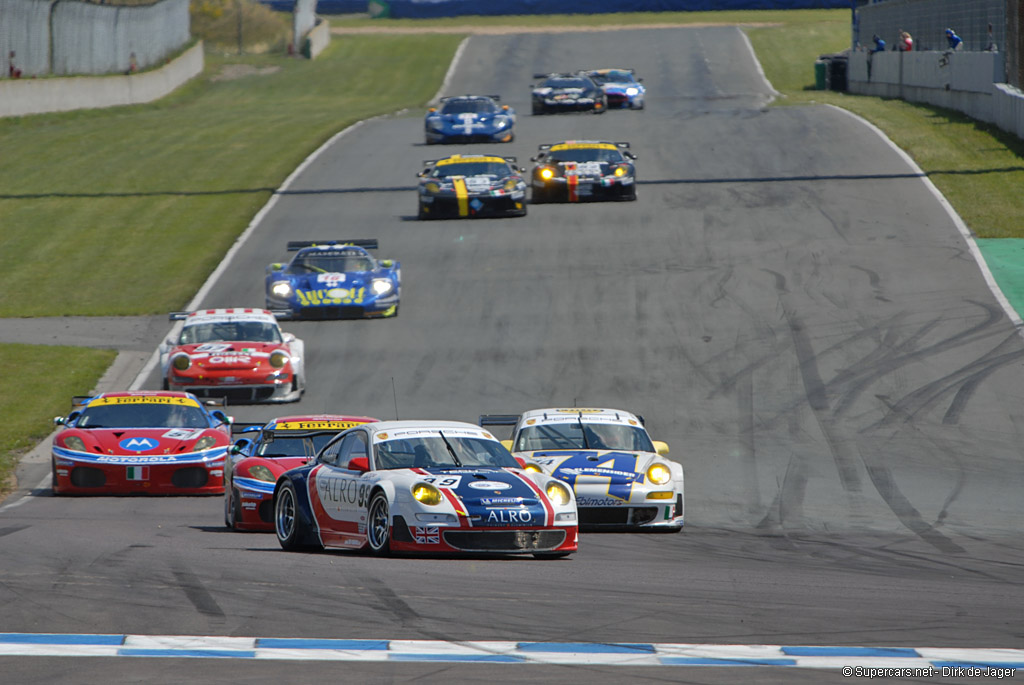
top-left (854, 0), bottom-right (1015, 84)
top-left (1, 0), bottom-right (190, 78)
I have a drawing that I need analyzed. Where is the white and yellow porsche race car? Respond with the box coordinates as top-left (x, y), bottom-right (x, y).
top-left (481, 408), bottom-right (683, 532)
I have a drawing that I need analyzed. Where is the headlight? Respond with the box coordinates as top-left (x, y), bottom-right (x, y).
top-left (523, 463), bottom-right (542, 473)
top-left (269, 350), bottom-right (290, 369)
top-left (626, 87), bottom-right (639, 96)
top-left (503, 178), bottom-right (519, 191)
top-left (427, 119), bottom-right (444, 131)
top-left (545, 481), bottom-right (572, 507)
top-left (424, 181), bottom-right (441, 194)
top-left (647, 463), bottom-right (671, 485)
top-left (248, 464), bottom-right (275, 482)
top-left (271, 281), bottom-right (292, 298)
top-left (172, 354), bottom-right (191, 371)
top-left (371, 279), bottom-right (393, 296)
top-left (63, 436), bottom-right (86, 452)
top-left (539, 168), bottom-right (554, 180)
top-left (494, 117), bottom-right (507, 129)
top-left (194, 435), bottom-right (217, 451)
top-left (614, 166), bottom-right (627, 177)
top-left (412, 482), bottom-right (443, 506)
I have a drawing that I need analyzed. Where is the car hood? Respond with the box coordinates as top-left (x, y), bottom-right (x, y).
top-left (57, 427), bottom-right (227, 455)
top-left (516, 450), bottom-right (659, 487)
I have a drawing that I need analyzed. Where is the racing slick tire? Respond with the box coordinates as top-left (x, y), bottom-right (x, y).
top-left (417, 203), bottom-right (430, 221)
top-left (275, 480), bottom-right (319, 551)
top-left (532, 104), bottom-right (543, 115)
top-left (531, 187), bottom-right (549, 204)
top-left (225, 487), bottom-right (242, 529)
top-left (366, 491), bottom-right (392, 556)
top-left (51, 457), bottom-right (61, 496)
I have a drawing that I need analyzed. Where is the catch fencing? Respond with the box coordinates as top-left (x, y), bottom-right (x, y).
top-left (368, 0), bottom-right (851, 19)
top-left (1, 0), bottom-right (190, 78)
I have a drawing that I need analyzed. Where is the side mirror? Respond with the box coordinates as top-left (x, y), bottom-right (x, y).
top-left (54, 416), bottom-right (66, 426)
top-left (519, 167), bottom-right (526, 173)
top-left (380, 259), bottom-right (394, 267)
top-left (627, 152), bottom-right (637, 160)
top-left (529, 156), bottom-right (539, 163)
top-left (349, 456), bottom-right (369, 473)
top-left (282, 332), bottom-right (296, 343)
top-left (501, 439), bottom-right (513, 451)
top-left (212, 410), bottom-right (231, 425)
top-left (418, 169), bottom-right (429, 178)
top-left (652, 441), bottom-right (670, 457)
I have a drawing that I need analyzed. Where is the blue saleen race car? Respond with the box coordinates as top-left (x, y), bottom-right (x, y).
top-left (265, 240), bottom-right (400, 319)
top-left (417, 154), bottom-right (527, 220)
top-left (425, 95), bottom-right (516, 145)
top-left (584, 68), bottom-right (645, 109)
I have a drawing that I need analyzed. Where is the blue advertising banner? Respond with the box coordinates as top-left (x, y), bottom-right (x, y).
top-left (382, 0), bottom-right (851, 19)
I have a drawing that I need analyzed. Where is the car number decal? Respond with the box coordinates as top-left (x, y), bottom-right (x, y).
top-left (421, 475), bottom-right (462, 488)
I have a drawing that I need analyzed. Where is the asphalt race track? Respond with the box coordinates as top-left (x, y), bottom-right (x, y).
top-left (2, 27), bottom-right (1023, 684)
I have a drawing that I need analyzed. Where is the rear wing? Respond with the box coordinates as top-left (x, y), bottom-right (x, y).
top-left (169, 310), bottom-right (291, 321)
top-left (231, 422), bottom-right (265, 436)
top-left (479, 414), bottom-right (519, 427)
top-left (71, 396), bottom-right (93, 408)
top-left (287, 239), bottom-right (378, 251)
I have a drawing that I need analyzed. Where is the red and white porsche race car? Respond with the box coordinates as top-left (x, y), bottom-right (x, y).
top-left (225, 414), bottom-right (379, 531)
top-left (160, 308), bottom-right (306, 404)
top-left (51, 391), bottom-right (233, 495)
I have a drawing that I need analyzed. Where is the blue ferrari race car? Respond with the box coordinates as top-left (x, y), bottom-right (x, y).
top-left (265, 240), bottom-right (400, 319)
top-left (584, 69), bottom-right (646, 109)
top-left (425, 95), bottom-right (516, 145)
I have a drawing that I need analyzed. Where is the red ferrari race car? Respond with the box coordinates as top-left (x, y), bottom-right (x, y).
top-left (160, 308), bottom-right (306, 404)
top-left (225, 414), bottom-right (379, 531)
top-left (51, 391), bottom-right (233, 495)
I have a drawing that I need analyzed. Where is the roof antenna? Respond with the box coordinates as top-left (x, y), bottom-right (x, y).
top-left (391, 377), bottom-right (400, 420)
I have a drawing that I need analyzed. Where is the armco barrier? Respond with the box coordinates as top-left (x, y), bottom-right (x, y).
top-left (381, 0), bottom-right (851, 18)
top-left (0, 42), bottom-right (203, 118)
top-left (849, 49), bottom-right (1024, 140)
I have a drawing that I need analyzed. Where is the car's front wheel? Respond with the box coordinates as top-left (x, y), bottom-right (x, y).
top-left (366, 492), bottom-right (391, 556)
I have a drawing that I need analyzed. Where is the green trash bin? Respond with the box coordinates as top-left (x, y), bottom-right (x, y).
top-left (814, 60), bottom-right (828, 90)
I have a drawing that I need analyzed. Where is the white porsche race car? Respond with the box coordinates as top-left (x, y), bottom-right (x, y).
top-left (482, 408), bottom-right (683, 532)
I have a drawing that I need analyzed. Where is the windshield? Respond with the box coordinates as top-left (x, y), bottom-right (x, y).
top-left (543, 78), bottom-right (591, 90)
top-left (374, 435), bottom-right (519, 470)
top-left (441, 99), bottom-right (498, 114)
top-left (76, 403), bottom-right (210, 429)
top-left (287, 254), bottom-right (373, 274)
top-left (590, 71), bottom-right (636, 85)
top-left (256, 434), bottom-right (334, 458)
top-left (514, 422), bottom-right (655, 453)
top-left (179, 321), bottom-right (282, 344)
top-left (433, 162), bottom-right (510, 178)
top-left (549, 148), bottom-right (624, 164)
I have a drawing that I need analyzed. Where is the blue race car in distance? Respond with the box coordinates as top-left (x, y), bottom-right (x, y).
top-left (425, 95), bottom-right (516, 145)
top-left (584, 68), bottom-right (645, 109)
top-left (265, 240), bottom-right (400, 320)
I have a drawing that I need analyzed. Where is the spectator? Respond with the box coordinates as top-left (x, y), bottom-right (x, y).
top-left (945, 28), bottom-right (963, 51)
top-left (871, 35), bottom-right (886, 53)
top-left (899, 30), bottom-right (913, 52)
top-left (985, 23), bottom-right (998, 52)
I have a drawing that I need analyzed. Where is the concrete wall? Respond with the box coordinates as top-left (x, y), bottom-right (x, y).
top-left (848, 49), bottom-right (1024, 139)
top-left (0, 41), bottom-right (203, 118)
top-left (303, 19), bottom-right (332, 59)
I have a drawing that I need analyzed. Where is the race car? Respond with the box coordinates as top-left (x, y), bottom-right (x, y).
top-left (584, 68), bottom-right (646, 109)
top-left (417, 154), bottom-right (527, 220)
top-left (264, 240), bottom-right (400, 320)
top-left (272, 420), bottom-right (578, 557)
top-left (160, 308), bottom-right (305, 404)
top-left (51, 391), bottom-right (232, 495)
top-left (425, 95), bottom-right (516, 145)
top-left (480, 408), bottom-right (683, 532)
top-left (530, 141), bottom-right (637, 203)
top-left (225, 414), bottom-right (379, 531)
top-left (530, 72), bottom-right (606, 115)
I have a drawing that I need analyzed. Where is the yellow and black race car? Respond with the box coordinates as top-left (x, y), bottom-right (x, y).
top-left (417, 154), bottom-right (528, 220)
top-left (530, 141), bottom-right (637, 203)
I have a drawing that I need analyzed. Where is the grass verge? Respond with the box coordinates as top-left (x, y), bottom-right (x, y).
top-left (0, 345), bottom-right (116, 496)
